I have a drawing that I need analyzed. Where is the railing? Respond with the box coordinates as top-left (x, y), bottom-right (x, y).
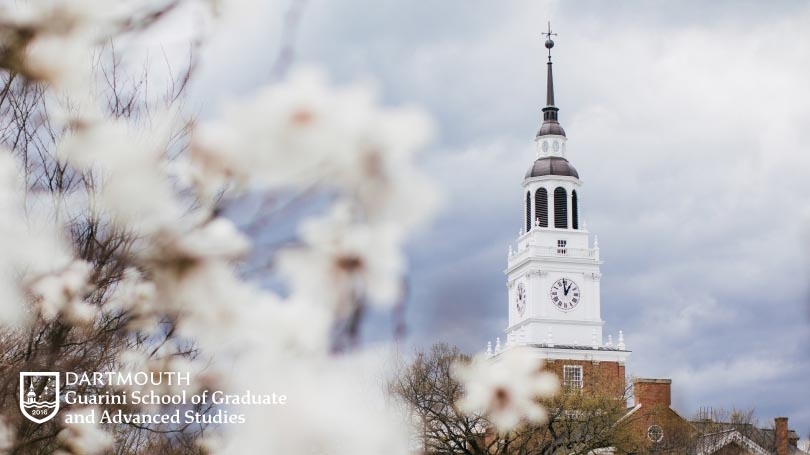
top-left (509, 245), bottom-right (597, 261)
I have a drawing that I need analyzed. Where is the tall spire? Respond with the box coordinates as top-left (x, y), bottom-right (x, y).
top-left (537, 22), bottom-right (566, 138)
top-left (546, 53), bottom-right (555, 107)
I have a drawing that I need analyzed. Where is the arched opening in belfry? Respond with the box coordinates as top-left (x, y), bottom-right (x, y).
top-left (535, 188), bottom-right (548, 228)
top-left (554, 187), bottom-right (567, 229)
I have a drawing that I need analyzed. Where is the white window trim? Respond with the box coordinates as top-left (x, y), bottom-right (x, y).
top-left (647, 425), bottom-right (664, 443)
top-left (563, 365), bottom-right (583, 389)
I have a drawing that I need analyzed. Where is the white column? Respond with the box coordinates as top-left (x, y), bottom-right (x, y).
top-left (567, 187), bottom-right (573, 230)
top-left (525, 192), bottom-right (530, 233)
top-left (537, 271), bottom-right (547, 319)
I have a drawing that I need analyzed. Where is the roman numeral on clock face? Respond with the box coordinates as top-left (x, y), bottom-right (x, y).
top-left (550, 278), bottom-right (580, 312)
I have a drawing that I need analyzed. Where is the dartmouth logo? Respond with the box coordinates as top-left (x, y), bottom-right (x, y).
top-left (19, 372), bottom-right (60, 424)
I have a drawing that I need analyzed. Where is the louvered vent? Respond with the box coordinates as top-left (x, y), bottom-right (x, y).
top-left (535, 188), bottom-right (548, 228)
top-left (554, 187), bottom-right (567, 229)
top-left (525, 191), bottom-right (531, 233)
top-left (572, 190), bottom-right (579, 230)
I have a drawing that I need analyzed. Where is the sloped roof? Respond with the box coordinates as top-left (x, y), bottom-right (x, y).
top-left (694, 429), bottom-right (772, 455)
top-left (690, 421), bottom-right (809, 455)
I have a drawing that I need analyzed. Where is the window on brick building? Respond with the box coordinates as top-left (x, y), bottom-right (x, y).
top-left (647, 425), bottom-right (664, 442)
top-left (563, 365), bottom-right (583, 389)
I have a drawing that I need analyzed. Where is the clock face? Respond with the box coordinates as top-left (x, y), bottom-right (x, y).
top-left (550, 278), bottom-right (580, 312)
top-left (515, 282), bottom-right (527, 316)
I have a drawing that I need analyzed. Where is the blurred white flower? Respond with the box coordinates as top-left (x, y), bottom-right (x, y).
top-left (0, 152), bottom-right (73, 324)
top-left (30, 260), bottom-right (95, 324)
top-left (173, 218), bottom-right (250, 261)
top-left (190, 68), bottom-right (438, 227)
top-left (217, 348), bottom-right (410, 455)
top-left (7, 0), bottom-right (123, 33)
top-left (238, 296), bottom-right (333, 360)
top-left (155, 260), bottom-right (252, 346)
top-left (278, 204), bottom-right (405, 311)
top-left (24, 33), bottom-right (92, 92)
top-left (58, 115), bottom-right (185, 234)
top-left (191, 68), bottom-right (359, 190)
top-left (0, 0), bottom-right (130, 93)
top-left (147, 68), bottom-right (438, 453)
top-left (454, 347), bottom-right (559, 432)
top-left (57, 407), bottom-right (113, 455)
top-left (0, 416), bottom-right (13, 452)
top-left (115, 348), bottom-right (202, 407)
top-left (104, 268), bottom-right (159, 330)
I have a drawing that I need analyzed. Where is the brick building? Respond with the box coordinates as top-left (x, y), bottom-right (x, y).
top-left (622, 378), bottom-right (807, 455)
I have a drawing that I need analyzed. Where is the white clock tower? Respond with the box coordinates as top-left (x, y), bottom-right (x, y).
top-left (491, 28), bottom-right (629, 372)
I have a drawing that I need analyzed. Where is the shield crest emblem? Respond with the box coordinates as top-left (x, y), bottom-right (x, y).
top-left (19, 372), bottom-right (60, 424)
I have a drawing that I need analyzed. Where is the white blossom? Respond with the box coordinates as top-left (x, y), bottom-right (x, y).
top-left (30, 260), bottom-right (95, 324)
top-left (240, 296), bottom-right (333, 360)
top-left (24, 33), bottom-right (92, 92)
top-left (190, 68), bottom-right (439, 227)
top-left (454, 347), bottom-right (559, 432)
top-left (215, 349), bottom-right (410, 455)
top-left (104, 268), bottom-right (159, 330)
top-left (56, 407), bottom-right (113, 455)
top-left (191, 68), bottom-right (364, 190)
top-left (0, 152), bottom-right (73, 324)
top-left (278, 203), bottom-right (406, 311)
top-left (57, 115), bottom-right (184, 234)
top-left (171, 218), bottom-right (251, 261)
top-left (0, 0), bottom-right (133, 92)
top-left (0, 416), bottom-right (13, 452)
top-left (115, 348), bottom-right (203, 406)
top-left (154, 260), bottom-right (254, 347)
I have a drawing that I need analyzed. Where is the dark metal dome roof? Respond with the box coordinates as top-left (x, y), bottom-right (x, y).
top-left (536, 120), bottom-right (566, 137)
top-left (525, 156), bottom-right (579, 179)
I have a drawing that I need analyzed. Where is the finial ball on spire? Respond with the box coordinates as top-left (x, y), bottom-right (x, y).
top-left (543, 22), bottom-right (557, 50)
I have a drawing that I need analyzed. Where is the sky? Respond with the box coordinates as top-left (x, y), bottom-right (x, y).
top-left (182, 0), bottom-right (810, 438)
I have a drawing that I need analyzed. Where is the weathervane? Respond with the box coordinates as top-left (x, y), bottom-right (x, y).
top-left (542, 21), bottom-right (557, 62)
